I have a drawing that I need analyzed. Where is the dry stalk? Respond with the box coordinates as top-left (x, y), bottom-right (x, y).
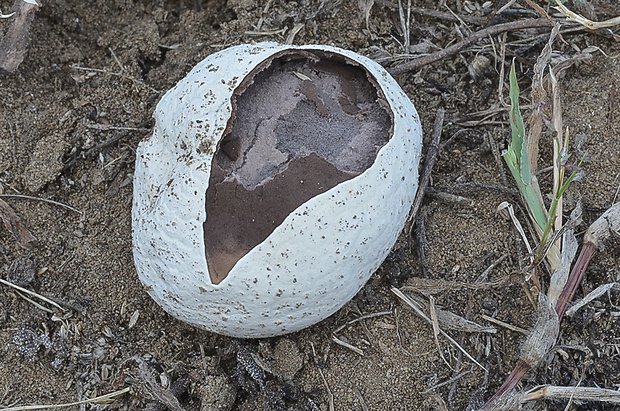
top-left (332, 335), bottom-right (364, 356)
top-left (391, 287), bottom-right (486, 371)
top-left (406, 108), bottom-right (444, 233)
top-left (389, 19), bottom-right (554, 75)
top-left (0, 278), bottom-right (64, 311)
top-left (310, 342), bottom-right (335, 411)
top-left (0, 387), bottom-right (130, 411)
top-left (552, 0), bottom-right (620, 30)
top-left (524, 384), bottom-right (620, 404)
top-left (0, 194), bottom-right (83, 215)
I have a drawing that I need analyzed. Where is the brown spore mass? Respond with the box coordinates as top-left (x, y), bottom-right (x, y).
top-left (204, 50), bottom-right (392, 284)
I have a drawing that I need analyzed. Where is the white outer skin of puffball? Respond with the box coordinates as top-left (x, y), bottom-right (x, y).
top-left (132, 42), bottom-right (422, 338)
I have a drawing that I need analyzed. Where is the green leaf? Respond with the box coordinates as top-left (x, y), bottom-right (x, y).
top-left (503, 62), bottom-right (547, 231)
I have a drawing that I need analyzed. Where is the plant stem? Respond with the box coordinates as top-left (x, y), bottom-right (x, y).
top-left (554, 241), bottom-right (597, 321)
top-left (482, 360), bottom-right (530, 408)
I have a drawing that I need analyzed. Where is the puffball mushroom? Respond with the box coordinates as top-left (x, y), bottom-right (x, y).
top-left (132, 42), bottom-right (422, 338)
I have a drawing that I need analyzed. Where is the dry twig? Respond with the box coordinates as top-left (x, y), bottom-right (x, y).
top-left (375, 1), bottom-right (485, 25)
top-left (0, 194), bottom-right (82, 215)
top-left (0, 278), bottom-right (65, 311)
top-left (389, 19), bottom-right (554, 75)
top-left (553, 0), bottom-right (620, 30)
top-left (0, 388), bottom-right (129, 410)
top-left (310, 342), bottom-right (334, 411)
top-left (332, 335), bottom-right (364, 356)
top-left (391, 287), bottom-right (486, 371)
top-left (406, 108), bottom-right (444, 233)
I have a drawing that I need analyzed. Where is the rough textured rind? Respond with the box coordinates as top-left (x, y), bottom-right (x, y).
top-left (132, 43), bottom-right (422, 338)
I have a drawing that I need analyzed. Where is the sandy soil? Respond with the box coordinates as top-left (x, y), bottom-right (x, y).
top-left (0, 1), bottom-right (619, 410)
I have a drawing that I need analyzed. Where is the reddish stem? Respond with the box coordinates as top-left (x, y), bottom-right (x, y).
top-left (482, 360), bottom-right (531, 408)
top-left (554, 241), bottom-right (597, 321)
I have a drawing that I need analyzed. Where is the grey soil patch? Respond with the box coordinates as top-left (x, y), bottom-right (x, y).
top-left (0, 1), bottom-right (619, 410)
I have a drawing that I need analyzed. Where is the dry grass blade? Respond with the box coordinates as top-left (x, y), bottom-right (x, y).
top-left (527, 26), bottom-right (559, 178)
top-left (523, 0), bottom-right (553, 23)
top-left (333, 310), bottom-right (392, 334)
top-left (332, 335), bottom-right (364, 356)
top-left (425, 188), bottom-right (474, 206)
top-left (0, 198), bottom-right (36, 249)
top-left (480, 314), bottom-right (527, 335)
top-left (421, 370), bottom-right (472, 395)
top-left (71, 65), bottom-right (159, 93)
top-left (581, 201), bottom-right (620, 247)
top-left (429, 295), bottom-right (450, 368)
top-left (550, 69), bottom-right (565, 240)
top-left (548, 226), bottom-right (579, 307)
top-left (310, 342), bottom-right (335, 411)
top-left (548, 205), bottom-right (581, 307)
top-left (524, 385), bottom-right (620, 404)
top-left (0, 387), bottom-right (130, 410)
top-left (402, 275), bottom-right (508, 295)
top-left (433, 305), bottom-right (497, 334)
top-left (553, 0), bottom-right (620, 30)
top-left (391, 287), bottom-right (486, 371)
top-left (497, 201), bottom-right (534, 262)
top-left (565, 282), bottom-right (616, 317)
top-left (0, 194), bottom-right (83, 215)
top-left (0, 278), bottom-right (65, 311)
top-left (15, 290), bottom-right (54, 313)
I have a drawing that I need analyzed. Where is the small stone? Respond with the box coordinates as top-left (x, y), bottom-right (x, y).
top-left (482, 297), bottom-right (497, 311)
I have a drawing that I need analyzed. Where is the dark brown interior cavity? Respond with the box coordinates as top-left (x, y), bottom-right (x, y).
top-left (204, 49), bottom-right (392, 284)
